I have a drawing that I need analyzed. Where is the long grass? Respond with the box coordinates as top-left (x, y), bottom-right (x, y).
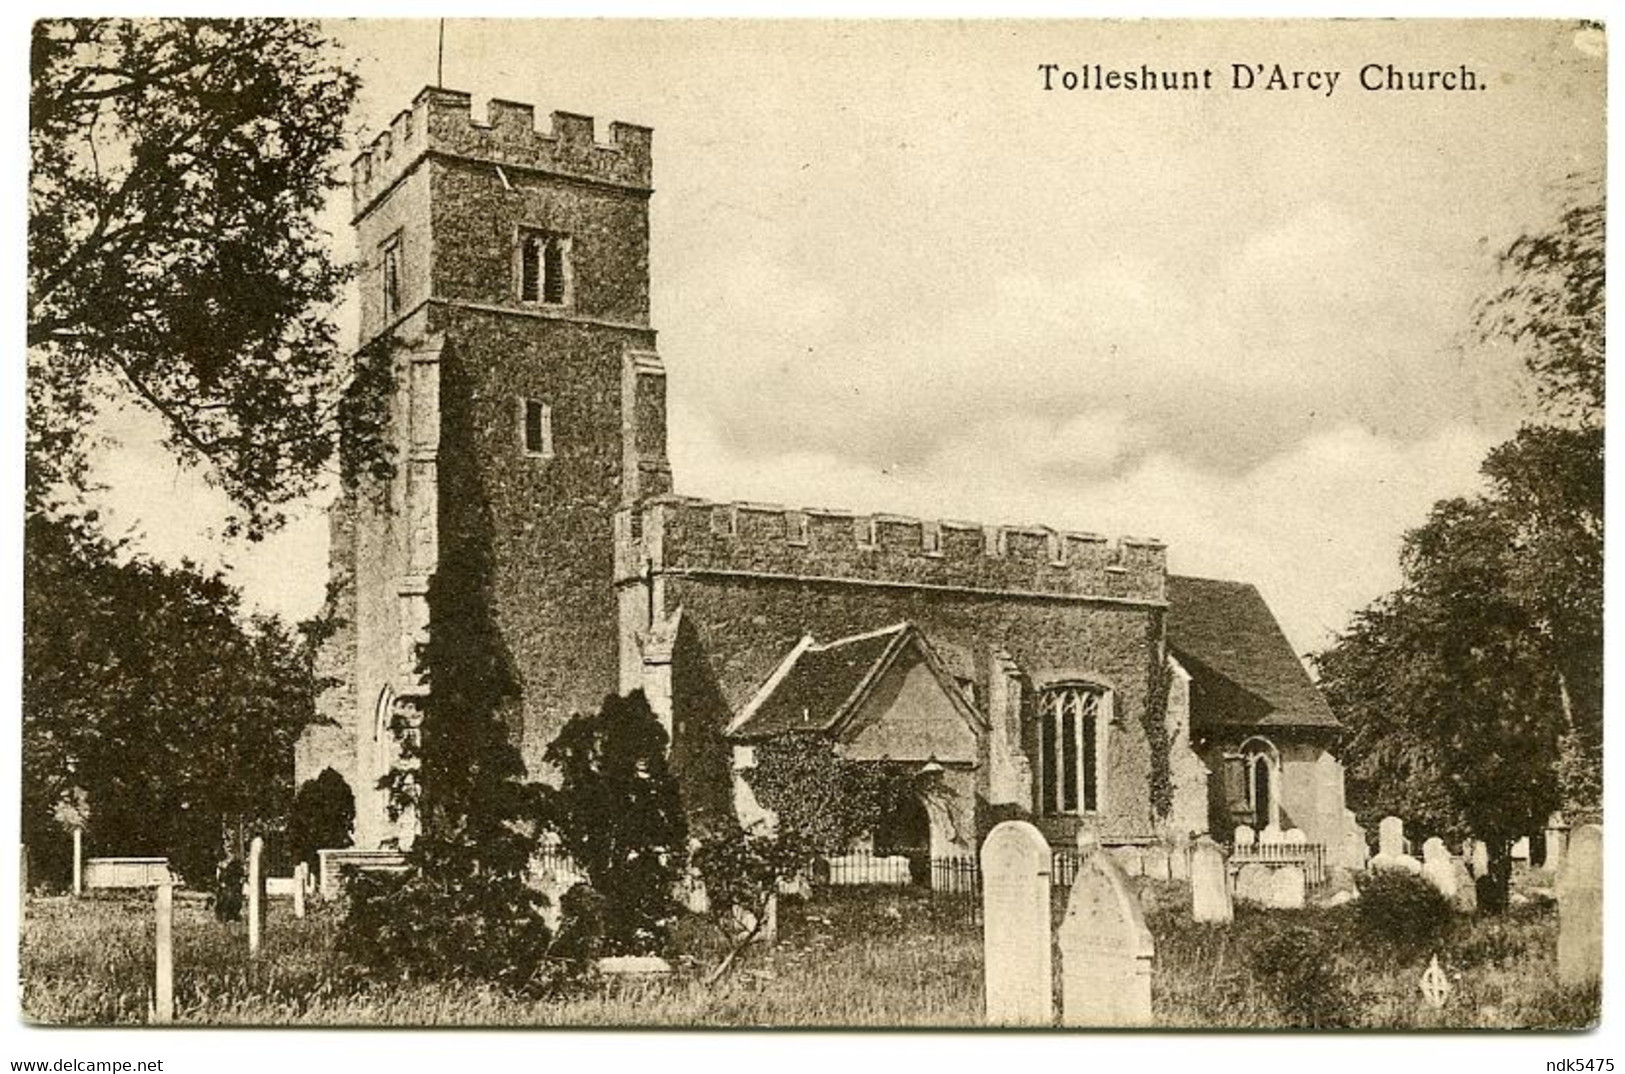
top-left (19, 879), bottom-right (1596, 1029)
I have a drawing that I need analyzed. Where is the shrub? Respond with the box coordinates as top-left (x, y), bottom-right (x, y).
top-left (334, 849), bottom-right (561, 997)
top-left (538, 691), bottom-right (688, 956)
top-left (552, 883), bottom-right (607, 964)
top-left (1355, 868), bottom-right (1454, 952)
top-left (287, 767), bottom-right (354, 870)
top-left (1249, 923), bottom-right (1363, 1028)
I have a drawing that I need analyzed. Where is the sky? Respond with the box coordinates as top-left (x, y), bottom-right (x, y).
top-left (78, 18), bottom-right (1605, 657)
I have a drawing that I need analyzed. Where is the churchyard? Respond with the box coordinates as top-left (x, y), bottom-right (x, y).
top-left (20, 822), bottom-right (1599, 1030)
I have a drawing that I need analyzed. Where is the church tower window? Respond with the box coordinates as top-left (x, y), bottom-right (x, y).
top-left (519, 230), bottom-right (572, 307)
top-left (380, 233), bottom-right (402, 319)
top-left (521, 399), bottom-right (554, 458)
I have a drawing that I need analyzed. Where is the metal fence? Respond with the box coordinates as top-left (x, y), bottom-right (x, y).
top-left (1228, 840), bottom-right (1329, 887)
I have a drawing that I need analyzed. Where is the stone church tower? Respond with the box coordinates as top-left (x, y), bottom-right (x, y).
top-left (294, 87), bottom-right (670, 848)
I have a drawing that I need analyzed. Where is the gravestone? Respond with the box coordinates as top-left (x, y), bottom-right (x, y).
top-left (1058, 850), bottom-right (1154, 1026)
top-left (1190, 837), bottom-right (1232, 923)
top-left (1372, 817), bottom-right (1421, 874)
top-left (1470, 840), bottom-right (1489, 877)
top-left (1142, 846), bottom-right (1171, 883)
top-left (1511, 836), bottom-right (1530, 861)
top-left (292, 862), bottom-right (307, 920)
top-left (1109, 845), bottom-right (1145, 878)
top-left (1265, 866), bottom-right (1306, 910)
top-left (1378, 816), bottom-right (1405, 858)
top-left (1556, 824), bottom-right (1602, 987)
top-left (1233, 825), bottom-right (1255, 847)
top-left (1260, 823), bottom-right (1284, 845)
top-left (1419, 954), bottom-right (1451, 1010)
top-left (1168, 840), bottom-right (1189, 882)
top-left (1283, 828), bottom-right (1306, 845)
top-left (72, 828), bottom-right (83, 896)
top-left (1545, 812), bottom-right (1571, 874)
top-left (1420, 838), bottom-right (1456, 900)
top-left (1234, 863), bottom-right (1271, 905)
top-left (1448, 860), bottom-right (1477, 914)
top-left (247, 836), bottom-right (264, 957)
top-left (980, 821), bottom-right (1052, 1026)
top-left (153, 880), bottom-right (174, 1024)
top-left (1340, 818), bottom-right (1370, 870)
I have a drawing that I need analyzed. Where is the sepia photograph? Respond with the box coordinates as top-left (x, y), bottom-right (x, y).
top-left (18, 15), bottom-right (1606, 1039)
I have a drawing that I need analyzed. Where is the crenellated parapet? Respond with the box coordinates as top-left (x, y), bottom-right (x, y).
top-left (615, 496), bottom-right (1166, 604)
top-left (351, 86), bottom-right (653, 218)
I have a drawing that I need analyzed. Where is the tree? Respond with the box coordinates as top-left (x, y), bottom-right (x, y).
top-left (338, 511), bottom-right (560, 993)
top-left (1316, 498), bottom-right (1564, 909)
top-left (1473, 176), bottom-right (1604, 818)
top-left (540, 692), bottom-right (689, 957)
top-left (22, 510), bottom-right (322, 885)
top-left (29, 19), bottom-right (359, 532)
top-left (1473, 175), bottom-right (1603, 427)
top-left (1321, 178), bottom-right (1604, 906)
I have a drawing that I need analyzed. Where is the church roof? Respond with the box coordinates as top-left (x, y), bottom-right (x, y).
top-left (1166, 575), bottom-right (1341, 732)
top-left (726, 623), bottom-right (982, 741)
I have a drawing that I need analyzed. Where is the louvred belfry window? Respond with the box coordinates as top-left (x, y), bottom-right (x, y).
top-left (1038, 685), bottom-right (1108, 816)
top-left (519, 230), bottom-right (571, 307)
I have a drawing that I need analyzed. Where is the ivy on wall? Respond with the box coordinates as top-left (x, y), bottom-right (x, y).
top-left (748, 733), bottom-right (935, 856)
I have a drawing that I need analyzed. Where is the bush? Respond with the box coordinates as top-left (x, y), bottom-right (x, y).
top-left (551, 883), bottom-right (607, 964)
top-left (336, 840), bottom-right (560, 997)
top-left (539, 691), bottom-right (688, 956)
top-left (1250, 923), bottom-right (1363, 1028)
top-left (1355, 869), bottom-right (1454, 952)
top-left (287, 768), bottom-right (354, 870)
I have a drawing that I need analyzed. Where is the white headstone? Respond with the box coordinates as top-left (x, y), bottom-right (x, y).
top-left (71, 828), bottom-right (83, 897)
top-left (247, 836), bottom-right (264, 957)
top-left (980, 821), bottom-right (1052, 1026)
top-left (1234, 863), bottom-right (1272, 904)
top-left (1545, 812), bottom-right (1571, 874)
top-left (1511, 836), bottom-right (1531, 861)
top-left (1420, 840), bottom-right (1457, 901)
top-left (292, 862), bottom-right (307, 920)
top-left (1233, 825), bottom-right (1255, 847)
top-left (1266, 866), bottom-right (1306, 910)
top-left (1142, 846), bottom-right (1171, 882)
top-left (1058, 850), bottom-right (1154, 1027)
top-left (1109, 845), bottom-right (1145, 878)
top-left (1378, 816), bottom-right (1405, 858)
top-left (153, 880), bottom-right (174, 1024)
top-left (1190, 837), bottom-right (1231, 924)
top-left (1556, 824), bottom-right (1601, 988)
top-left (1283, 828), bottom-right (1307, 845)
top-left (1448, 860), bottom-right (1477, 914)
top-left (1168, 840), bottom-right (1190, 882)
top-left (1470, 840), bottom-right (1489, 877)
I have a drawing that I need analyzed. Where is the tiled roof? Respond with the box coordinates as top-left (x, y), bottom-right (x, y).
top-left (1166, 575), bottom-right (1340, 732)
top-left (727, 623), bottom-right (982, 741)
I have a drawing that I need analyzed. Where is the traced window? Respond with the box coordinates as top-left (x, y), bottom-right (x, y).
top-left (1038, 684), bottom-right (1109, 816)
top-left (381, 234), bottom-right (402, 320)
top-left (521, 399), bottom-right (554, 458)
top-left (1240, 736), bottom-right (1280, 830)
top-left (519, 230), bottom-right (571, 306)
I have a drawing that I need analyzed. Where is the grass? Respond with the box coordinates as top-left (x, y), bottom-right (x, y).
top-left (20, 876), bottom-right (1598, 1029)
